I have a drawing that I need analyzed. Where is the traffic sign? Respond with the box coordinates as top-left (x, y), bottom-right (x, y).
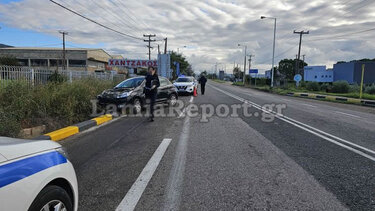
top-left (294, 74), bottom-right (302, 82)
top-left (249, 69), bottom-right (258, 74)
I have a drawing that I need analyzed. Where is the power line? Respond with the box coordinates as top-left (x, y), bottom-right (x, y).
top-left (258, 45), bottom-right (297, 64)
top-left (50, 0), bottom-right (143, 41)
top-left (307, 27), bottom-right (375, 42)
top-left (87, 0), bottom-right (145, 35)
top-left (113, 0), bottom-right (153, 33)
top-left (109, 0), bottom-right (149, 34)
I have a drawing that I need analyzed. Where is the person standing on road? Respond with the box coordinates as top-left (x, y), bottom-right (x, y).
top-left (198, 74), bottom-right (207, 95)
top-left (145, 66), bottom-right (160, 122)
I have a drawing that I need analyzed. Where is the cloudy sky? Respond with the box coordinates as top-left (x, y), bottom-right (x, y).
top-left (0, 0), bottom-right (374, 74)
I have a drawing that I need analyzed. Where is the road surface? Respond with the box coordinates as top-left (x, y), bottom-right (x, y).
top-left (61, 81), bottom-right (375, 211)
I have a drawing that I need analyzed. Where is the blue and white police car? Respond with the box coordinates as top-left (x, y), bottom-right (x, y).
top-left (0, 137), bottom-right (78, 211)
top-left (173, 76), bottom-right (198, 95)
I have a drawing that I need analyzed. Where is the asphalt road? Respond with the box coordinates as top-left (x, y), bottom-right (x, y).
top-left (61, 81), bottom-right (375, 211)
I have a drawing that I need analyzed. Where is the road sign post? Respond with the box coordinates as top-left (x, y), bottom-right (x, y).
top-left (294, 74), bottom-right (302, 87)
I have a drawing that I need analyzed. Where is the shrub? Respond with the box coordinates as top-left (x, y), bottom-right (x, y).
top-left (331, 80), bottom-right (350, 93)
top-left (306, 81), bottom-right (320, 91)
top-left (0, 78), bottom-right (115, 137)
top-left (349, 83), bottom-right (360, 93)
top-left (365, 84), bottom-right (375, 95)
top-left (320, 83), bottom-right (332, 92)
top-left (0, 108), bottom-right (21, 138)
top-left (48, 71), bottom-right (67, 83)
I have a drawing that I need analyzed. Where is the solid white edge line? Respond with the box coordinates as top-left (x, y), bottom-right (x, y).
top-left (208, 84), bottom-right (375, 161)
top-left (116, 138), bottom-right (172, 211)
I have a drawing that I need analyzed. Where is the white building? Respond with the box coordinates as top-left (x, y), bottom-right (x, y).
top-left (304, 66), bottom-right (333, 82)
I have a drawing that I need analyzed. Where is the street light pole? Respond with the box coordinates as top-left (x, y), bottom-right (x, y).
top-left (271, 18), bottom-right (276, 87)
top-left (261, 16), bottom-right (277, 87)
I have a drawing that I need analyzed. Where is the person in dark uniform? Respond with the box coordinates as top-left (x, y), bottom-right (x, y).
top-left (198, 74), bottom-right (207, 95)
top-left (145, 66), bottom-right (160, 122)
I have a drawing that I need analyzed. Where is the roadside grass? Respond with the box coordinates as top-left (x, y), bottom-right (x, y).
top-left (240, 84), bottom-right (375, 101)
top-left (0, 78), bottom-right (119, 138)
top-left (212, 79), bottom-right (226, 83)
top-left (232, 81), bottom-right (244, 86)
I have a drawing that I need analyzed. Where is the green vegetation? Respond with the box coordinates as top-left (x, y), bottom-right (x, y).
top-left (0, 56), bottom-right (20, 66)
top-left (171, 51), bottom-right (193, 79)
top-left (236, 79), bottom-right (375, 101)
top-left (212, 79), bottom-right (225, 83)
top-left (365, 84), bottom-right (375, 95)
top-left (0, 79), bottom-right (118, 138)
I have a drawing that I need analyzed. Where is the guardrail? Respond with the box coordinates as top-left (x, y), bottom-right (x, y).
top-left (0, 66), bottom-right (125, 88)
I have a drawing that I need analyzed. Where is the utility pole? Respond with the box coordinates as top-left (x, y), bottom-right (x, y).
top-left (59, 31), bottom-right (68, 70)
top-left (143, 34), bottom-right (156, 60)
top-left (294, 30), bottom-right (309, 74)
top-left (164, 37), bottom-right (168, 54)
top-left (302, 54), bottom-right (305, 64)
top-left (158, 44), bottom-right (160, 54)
top-left (248, 55), bottom-right (254, 71)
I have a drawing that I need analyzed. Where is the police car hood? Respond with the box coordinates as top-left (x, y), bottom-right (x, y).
top-left (174, 82), bottom-right (194, 86)
top-left (0, 137), bottom-right (61, 162)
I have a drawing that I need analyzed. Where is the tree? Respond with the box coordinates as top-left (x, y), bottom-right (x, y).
top-left (200, 70), bottom-right (207, 76)
top-left (278, 59), bottom-right (307, 80)
top-left (170, 51), bottom-right (192, 78)
top-left (233, 67), bottom-right (242, 79)
top-left (0, 56), bottom-right (20, 66)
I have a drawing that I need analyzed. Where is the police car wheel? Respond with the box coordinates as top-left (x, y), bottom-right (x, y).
top-left (28, 185), bottom-right (73, 211)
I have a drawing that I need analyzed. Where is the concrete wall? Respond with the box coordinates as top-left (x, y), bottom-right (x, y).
top-left (304, 66), bottom-right (333, 82)
top-left (333, 62), bottom-right (355, 83)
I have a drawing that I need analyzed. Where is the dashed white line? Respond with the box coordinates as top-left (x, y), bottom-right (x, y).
top-left (301, 103), bottom-right (317, 108)
top-left (335, 111), bottom-right (360, 118)
top-left (116, 138), bottom-right (172, 211)
top-left (189, 96), bottom-right (194, 103)
top-left (178, 108), bottom-right (187, 118)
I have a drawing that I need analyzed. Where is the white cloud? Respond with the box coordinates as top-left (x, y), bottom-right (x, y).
top-left (0, 0), bottom-right (375, 74)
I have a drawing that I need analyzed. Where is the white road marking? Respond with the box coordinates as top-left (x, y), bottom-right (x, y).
top-left (335, 111), bottom-right (360, 118)
top-left (208, 84), bottom-right (375, 162)
top-left (116, 138), bottom-right (172, 211)
top-left (301, 103), bottom-right (317, 108)
top-left (178, 108), bottom-right (187, 118)
top-left (163, 101), bottom-right (192, 210)
top-left (189, 96), bottom-right (194, 103)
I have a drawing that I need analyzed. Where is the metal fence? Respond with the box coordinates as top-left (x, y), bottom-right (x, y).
top-left (0, 66), bottom-right (125, 88)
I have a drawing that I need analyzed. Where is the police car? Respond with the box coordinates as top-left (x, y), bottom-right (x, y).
top-left (0, 137), bottom-right (78, 211)
top-left (173, 76), bottom-right (198, 95)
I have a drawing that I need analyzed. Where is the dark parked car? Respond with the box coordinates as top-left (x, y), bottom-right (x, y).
top-left (97, 76), bottom-right (178, 113)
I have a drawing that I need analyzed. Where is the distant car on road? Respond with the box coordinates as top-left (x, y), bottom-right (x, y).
top-left (0, 137), bottom-right (78, 211)
top-left (173, 76), bottom-right (198, 95)
top-left (97, 76), bottom-right (178, 113)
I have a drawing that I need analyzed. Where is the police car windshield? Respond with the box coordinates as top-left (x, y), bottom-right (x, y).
top-left (115, 77), bottom-right (144, 88)
top-left (176, 78), bottom-right (193, 82)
